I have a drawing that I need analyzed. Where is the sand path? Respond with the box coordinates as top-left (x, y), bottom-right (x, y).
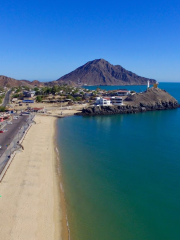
top-left (0, 116), bottom-right (62, 240)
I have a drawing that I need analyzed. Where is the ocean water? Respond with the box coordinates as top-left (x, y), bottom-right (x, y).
top-left (82, 84), bottom-right (149, 92)
top-left (57, 83), bottom-right (180, 240)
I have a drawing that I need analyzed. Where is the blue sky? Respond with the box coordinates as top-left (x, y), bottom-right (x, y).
top-left (0, 0), bottom-right (180, 82)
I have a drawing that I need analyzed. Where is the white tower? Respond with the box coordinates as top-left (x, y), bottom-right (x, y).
top-left (147, 80), bottom-right (150, 89)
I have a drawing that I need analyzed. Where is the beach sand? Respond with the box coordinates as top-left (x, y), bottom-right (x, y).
top-left (0, 115), bottom-right (65, 240)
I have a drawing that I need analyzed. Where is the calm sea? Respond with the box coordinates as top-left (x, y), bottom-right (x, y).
top-left (57, 83), bottom-right (180, 240)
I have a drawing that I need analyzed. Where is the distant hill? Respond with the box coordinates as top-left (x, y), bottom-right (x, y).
top-left (0, 75), bottom-right (44, 88)
top-left (56, 59), bottom-right (156, 86)
top-left (0, 59), bottom-right (156, 87)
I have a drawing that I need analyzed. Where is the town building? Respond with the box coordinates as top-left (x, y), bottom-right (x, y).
top-left (23, 91), bottom-right (36, 98)
top-left (116, 90), bottom-right (130, 96)
top-left (111, 96), bottom-right (123, 106)
top-left (22, 100), bottom-right (34, 103)
top-left (95, 97), bottom-right (123, 106)
top-left (95, 97), bottom-right (111, 106)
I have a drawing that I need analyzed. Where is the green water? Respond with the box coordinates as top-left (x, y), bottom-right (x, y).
top-left (57, 83), bottom-right (180, 240)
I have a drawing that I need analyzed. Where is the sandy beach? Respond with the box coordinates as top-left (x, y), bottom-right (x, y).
top-left (0, 115), bottom-right (65, 240)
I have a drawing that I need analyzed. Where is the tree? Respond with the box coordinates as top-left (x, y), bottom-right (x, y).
top-left (33, 87), bottom-right (39, 91)
top-left (75, 97), bottom-right (82, 101)
top-left (0, 106), bottom-right (6, 112)
top-left (51, 85), bottom-right (58, 95)
top-left (12, 94), bottom-right (20, 98)
top-left (35, 90), bottom-right (41, 95)
top-left (36, 96), bottom-right (42, 102)
top-left (0, 86), bottom-right (4, 92)
top-left (15, 87), bottom-right (22, 93)
top-left (24, 86), bottom-right (30, 91)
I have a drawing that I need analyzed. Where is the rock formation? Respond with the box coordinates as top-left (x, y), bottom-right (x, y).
top-left (77, 88), bottom-right (179, 116)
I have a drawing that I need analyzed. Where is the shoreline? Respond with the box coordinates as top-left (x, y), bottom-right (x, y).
top-left (0, 115), bottom-right (68, 240)
top-left (77, 104), bottom-right (179, 117)
top-left (54, 119), bottom-right (70, 240)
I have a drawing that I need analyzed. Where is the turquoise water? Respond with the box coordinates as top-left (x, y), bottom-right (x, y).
top-left (83, 84), bottom-right (151, 92)
top-left (57, 83), bottom-right (180, 240)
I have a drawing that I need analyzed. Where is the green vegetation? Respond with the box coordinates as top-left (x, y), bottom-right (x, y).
top-left (15, 87), bottom-right (22, 93)
top-left (74, 97), bottom-right (82, 101)
top-left (67, 95), bottom-right (74, 100)
top-left (0, 94), bottom-right (5, 104)
top-left (33, 87), bottom-right (39, 91)
top-left (36, 95), bottom-right (42, 102)
top-left (24, 86), bottom-right (30, 91)
top-left (0, 87), bottom-right (4, 92)
top-left (35, 90), bottom-right (41, 95)
top-left (12, 93), bottom-right (20, 98)
top-left (10, 84), bottom-right (92, 104)
top-left (0, 106), bottom-right (6, 112)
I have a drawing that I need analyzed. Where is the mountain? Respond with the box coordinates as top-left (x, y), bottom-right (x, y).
top-left (0, 59), bottom-right (157, 87)
top-left (0, 75), bottom-right (44, 88)
top-left (56, 59), bottom-right (156, 86)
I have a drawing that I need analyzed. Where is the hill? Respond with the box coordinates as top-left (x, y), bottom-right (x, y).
top-left (0, 59), bottom-right (157, 87)
top-left (125, 87), bottom-right (176, 106)
top-left (0, 75), bottom-right (43, 88)
top-left (56, 59), bottom-right (156, 86)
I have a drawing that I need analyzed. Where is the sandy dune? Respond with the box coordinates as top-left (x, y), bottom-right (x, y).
top-left (0, 116), bottom-right (62, 240)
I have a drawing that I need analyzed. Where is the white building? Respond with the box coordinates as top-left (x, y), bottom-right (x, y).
top-left (111, 96), bottom-right (123, 106)
top-left (95, 97), bottom-right (123, 106)
top-left (95, 97), bottom-right (111, 106)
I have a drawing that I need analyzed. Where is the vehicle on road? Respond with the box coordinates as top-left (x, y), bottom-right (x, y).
top-left (7, 121), bottom-right (12, 124)
top-left (21, 112), bottom-right (30, 115)
top-left (0, 145), bottom-right (2, 149)
top-left (0, 130), bottom-right (4, 133)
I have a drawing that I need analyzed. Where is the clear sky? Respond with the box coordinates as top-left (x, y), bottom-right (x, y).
top-left (1, 0), bottom-right (180, 82)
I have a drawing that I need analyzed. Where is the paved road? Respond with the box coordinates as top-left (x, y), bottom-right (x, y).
top-left (0, 115), bottom-right (28, 157)
top-left (0, 114), bottom-right (35, 174)
top-left (2, 90), bottom-right (11, 107)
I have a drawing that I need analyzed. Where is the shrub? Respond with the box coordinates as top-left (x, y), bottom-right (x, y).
top-left (36, 96), bottom-right (42, 102)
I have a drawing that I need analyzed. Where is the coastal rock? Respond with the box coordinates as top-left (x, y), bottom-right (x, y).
top-left (76, 88), bottom-right (179, 116)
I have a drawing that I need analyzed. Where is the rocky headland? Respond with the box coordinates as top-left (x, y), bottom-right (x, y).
top-left (77, 88), bottom-right (179, 116)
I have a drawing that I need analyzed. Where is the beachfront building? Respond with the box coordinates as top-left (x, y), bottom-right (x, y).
top-left (111, 96), bottom-right (123, 106)
top-left (95, 97), bottom-right (111, 106)
top-left (95, 97), bottom-right (123, 106)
